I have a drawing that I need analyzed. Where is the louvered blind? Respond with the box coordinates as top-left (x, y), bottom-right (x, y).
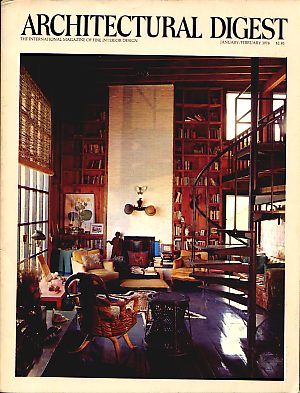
top-left (19, 67), bottom-right (53, 174)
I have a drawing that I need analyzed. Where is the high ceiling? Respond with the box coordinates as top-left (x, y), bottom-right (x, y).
top-left (21, 54), bottom-right (286, 117)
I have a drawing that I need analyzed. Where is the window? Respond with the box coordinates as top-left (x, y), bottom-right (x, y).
top-left (226, 92), bottom-right (286, 141)
top-left (225, 195), bottom-right (249, 245)
top-left (273, 93), bottom-right (286, 141)
top-left (226, 92), bottom-right (251, 140)
top-left (18, 67), bottom-right (52, 271)
top-left (18, 165), bottom-right (49, 271)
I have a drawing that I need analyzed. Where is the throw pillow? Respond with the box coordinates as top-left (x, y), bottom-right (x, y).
top-left (182, 256), bottom-right (193, 268)
top-left (128, 251), bottom-right (149, 268)
top-left (82, 253), bottom-right (104, 271)
top-left (72, 249), bottom-right (88, 264)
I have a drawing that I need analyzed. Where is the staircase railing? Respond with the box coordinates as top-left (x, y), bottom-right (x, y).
top-left (191, 103), bottom-right (286, 259)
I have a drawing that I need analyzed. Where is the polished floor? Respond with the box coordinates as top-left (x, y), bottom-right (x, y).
top-left (44, 285), bottom-right (284, 380)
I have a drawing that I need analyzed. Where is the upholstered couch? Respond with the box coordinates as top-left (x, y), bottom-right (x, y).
top-left (237, 268), bottom-right (285, 311)
top-left (71, 249), bottom-right (119, 282)
top-left (171, 250), bottom-right (209, 285)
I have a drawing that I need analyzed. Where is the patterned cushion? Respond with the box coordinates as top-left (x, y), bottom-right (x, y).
top-left (72, 249), bottom-right (88, 264)
top-left (182, 257), bottom-right (193, 268)
top-left (128, 251), bottom-right (149, 268)
top-left (82, 253), bottom-right (104, 271)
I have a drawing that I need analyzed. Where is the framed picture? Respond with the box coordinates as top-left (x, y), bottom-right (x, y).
top-left (64, 193), bottom-right (95, 232)
top-left (90, 223), bottom-right (104, 235)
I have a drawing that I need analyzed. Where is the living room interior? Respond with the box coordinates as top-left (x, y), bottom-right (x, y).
top-left (16, 54), bottom-right (286, 380)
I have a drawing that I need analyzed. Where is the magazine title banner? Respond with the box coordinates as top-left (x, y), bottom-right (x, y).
top-left (20, 14), bottom-right (288, 42)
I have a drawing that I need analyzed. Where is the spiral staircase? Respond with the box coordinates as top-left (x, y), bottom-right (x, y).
top-left (189, 59), bottom-right (286, 362)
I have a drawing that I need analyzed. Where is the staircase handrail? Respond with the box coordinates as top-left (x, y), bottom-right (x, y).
top-left (191, 103), bottom-right (286, 254)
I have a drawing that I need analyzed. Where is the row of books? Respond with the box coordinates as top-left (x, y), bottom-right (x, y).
top-left (193, 143), bottom-right (208, 154)
top-left (195, 240), bottom-right (206, 248)
top-left (174, 176), bottom-right (195, 186)
top-left (174, 191), bottom-right (182, 203)
top-left (209, 128), bottom-right (221, 139)
top-left (209, 207), bottom-right (220, 221)
top-left (176, 127), bottom-right (207, 139)
top-left (195, 229), bottom-right (207, 237)
top-left (174, 225), bottom-right (182, 236)
top-left (175, 127), bottom-right (221, 140)
top-left (87, 159), bottom-right (104, 169)
top-left (209, 193), bottom-right (220, 203)
top-left (173, 210), bottom-right (183, 221)
top-left (83, 143), bottom-right (105, 154)
top-left (175, 160), bottom-right (220, 172)
top-left (83, 174), bottom-right (104, 185)
top-left (175, 176), bottom-right (219, 186)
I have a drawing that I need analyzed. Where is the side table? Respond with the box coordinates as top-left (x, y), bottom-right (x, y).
top-left (145, 292), bottom-right (192, 356)
top-left (39, 279), bottom-right (66, 310)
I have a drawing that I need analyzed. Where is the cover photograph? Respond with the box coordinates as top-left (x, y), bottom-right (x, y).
top-left (1, 1), bottom-right (299, 392)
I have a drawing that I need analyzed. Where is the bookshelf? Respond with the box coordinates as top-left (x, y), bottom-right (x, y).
top-left (59, 91), bottom-right (108, 251)
top-left (173, 87), bottom-right (224, 252)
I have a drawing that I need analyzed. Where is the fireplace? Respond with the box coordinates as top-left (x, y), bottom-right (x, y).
top-left (123, 236), bottom-right (155, 263)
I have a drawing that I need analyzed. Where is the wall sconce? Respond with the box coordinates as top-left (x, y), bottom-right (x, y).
top-left (124, 186), bottom-right (156, 216)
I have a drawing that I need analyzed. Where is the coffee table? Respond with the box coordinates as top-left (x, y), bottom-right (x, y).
top-left (120, 278), bottom-right (169, 290)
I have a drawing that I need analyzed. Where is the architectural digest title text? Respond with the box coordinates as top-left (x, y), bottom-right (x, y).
top-left (21, 14), bottom-right (288, 40)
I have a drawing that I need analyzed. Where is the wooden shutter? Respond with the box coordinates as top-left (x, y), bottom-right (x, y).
top-left (19, 67), bottom-right (53, 175)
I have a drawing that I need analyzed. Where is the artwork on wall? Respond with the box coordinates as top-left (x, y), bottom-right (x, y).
top-left (64, 193), bottom-right (95, 232)
top-left (90, 223), bottom-right (104, 235)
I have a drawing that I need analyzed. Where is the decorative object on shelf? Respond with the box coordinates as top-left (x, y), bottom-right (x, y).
top-left (64, 193), bottom-right (95, 232)
top-left (124, 186), bottom-right (156, 216)
top-left (90, 223), bottom-right (104, 235)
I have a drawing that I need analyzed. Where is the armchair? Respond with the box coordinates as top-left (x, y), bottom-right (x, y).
top-left (71, 249), bottom-right (119, 282)
top-left (65, 273), bottom-right (138, 362)
top-left (171, 250), bottom-right (208, 284)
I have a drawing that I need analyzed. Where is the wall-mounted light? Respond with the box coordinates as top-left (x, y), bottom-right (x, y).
top-left (124, 186), bottom-right (156, 216)
top-left (32, 229), bottom-right (46, 251)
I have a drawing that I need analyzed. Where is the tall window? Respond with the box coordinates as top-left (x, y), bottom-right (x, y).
top-left (226, 92), bottom-right (286, 141)
top-left (18, 67), bottom-right (52, 271)
top-left (226, 92), bottom-right (251, 140)
top-left (18, 165), bottom-right (49, 270)
top-left (225, 195), bottom-right (249, 245)
top-left (273, 93), bottom-right (286, 141)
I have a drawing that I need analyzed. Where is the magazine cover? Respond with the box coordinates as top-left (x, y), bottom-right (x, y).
top-left (1, 0), bottom-right (300, 392)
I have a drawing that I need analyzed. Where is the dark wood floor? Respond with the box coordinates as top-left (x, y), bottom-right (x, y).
top-left (44, 283), bottom-right (284, 380)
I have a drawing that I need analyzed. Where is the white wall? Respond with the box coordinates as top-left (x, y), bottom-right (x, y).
top-left (107, 85), bottom-right (174, 256)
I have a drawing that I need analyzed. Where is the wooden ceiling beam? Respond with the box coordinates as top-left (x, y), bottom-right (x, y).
top-left (95, 74), bottom-right (270, 84)
top-left (262, 65), bottom-right (287, 94)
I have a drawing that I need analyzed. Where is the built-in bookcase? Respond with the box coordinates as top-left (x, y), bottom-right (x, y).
top-left (59, 90), bottom-right (108, 250)
top-left (173, 87), bottom-right (224, 251)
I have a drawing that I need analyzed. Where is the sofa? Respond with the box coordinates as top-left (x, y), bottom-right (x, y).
top-left (171, 250), bottom-right (209, 284)
top-left (238, 268), bottom-right (285, 311)
top-left (71, 249), bottom-right (119, 282)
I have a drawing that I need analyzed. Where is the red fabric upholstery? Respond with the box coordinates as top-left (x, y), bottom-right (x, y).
top-left (127, 251), bottom-right (149, 268)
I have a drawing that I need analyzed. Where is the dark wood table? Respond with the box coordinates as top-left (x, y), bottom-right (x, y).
top-left (27, 310), bottom-right (76, 377)
top-left (145, 292), bottom-right (192, 356)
